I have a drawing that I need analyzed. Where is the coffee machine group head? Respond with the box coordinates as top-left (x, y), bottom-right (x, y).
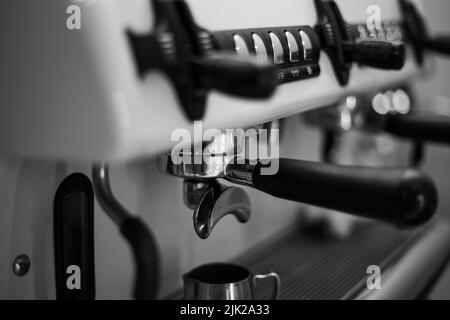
top-left (159, 128), bottom-right (438, 239)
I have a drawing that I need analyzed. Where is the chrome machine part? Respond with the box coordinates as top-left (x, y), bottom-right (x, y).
top-left (92, 163), bottom-right (160, 300)
top-left (157, 130), bottom-right (242, 179)
top-left (160, 163), bottom-right (252, 239)
top-left (183, 262), bottom-right (280, 300)
top-left (12, 255), bottom-right (31, 277)
top-left (92, 163), bottom-right (131, 225)
top-left (158, 131), bottom-right (255, 238)
top-left (192, 181), bottom-right (251, 239)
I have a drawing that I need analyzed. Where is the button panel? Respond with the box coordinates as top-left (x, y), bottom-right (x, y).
top-left (213, 26), bottom-right (321, 84)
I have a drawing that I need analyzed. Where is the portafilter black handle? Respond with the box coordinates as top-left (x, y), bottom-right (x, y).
top-left (252, 159), bottom-right (437, 227)
top-left (384, 113), bottom-right (450, 145)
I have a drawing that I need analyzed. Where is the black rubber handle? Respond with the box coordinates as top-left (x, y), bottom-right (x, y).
top-left (343, 40), bottom-right (406, 70)
top-left (385, 113), bottom-right (450, 145)
top-left (120, 217), bottom-right (160, 300)
top-left (193, 53), bottom-right (277, 99)
top-left (424, 35), bottom-right (450, 56)
top-left (252, 159), bottom-right (437, 227)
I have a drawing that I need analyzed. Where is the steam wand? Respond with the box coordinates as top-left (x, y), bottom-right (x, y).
top-left (92, 163), bottom-right (160, 300)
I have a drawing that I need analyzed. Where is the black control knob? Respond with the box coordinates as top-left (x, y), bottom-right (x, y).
top-left (252, 159), bottom-right (437, 227)
top-left (193, 54), bottom-right (277, 99)
top-left (343, 40), bottom-right (406, 70)
top-left (423, 36), bottom-right (450, 56)
top-left (401, 0), bottom-right (450, 63)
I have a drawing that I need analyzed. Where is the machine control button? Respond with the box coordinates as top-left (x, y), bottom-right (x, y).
top-left (302, 65), bottom-right (320, 77)
top-left (233, 34), bottom-right (250, 57)
top-left (285, 31), bottom-right (300, 63)
top-left (290, 68), bottom-right (301, 79)
top-left (252, 33), bottom-right (269, 62)
top-left (277, 70), bottom-right (289, 82)
top-left (299, 30), bottom-right (313, 62)
top-left (288, 65), bottom-right (320, 80)
top-left (269, 32), bottom-right (285, 65)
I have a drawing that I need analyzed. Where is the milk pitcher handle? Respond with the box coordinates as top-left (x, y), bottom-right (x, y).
top-left (252, 273), bottom-right (281, 300)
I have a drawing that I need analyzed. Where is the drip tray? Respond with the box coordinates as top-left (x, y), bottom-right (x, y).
top-left (169, 222), bottom-right (422, 300)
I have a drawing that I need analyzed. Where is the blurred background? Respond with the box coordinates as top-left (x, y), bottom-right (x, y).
top-left (415, 0), bottom-right (450, 300)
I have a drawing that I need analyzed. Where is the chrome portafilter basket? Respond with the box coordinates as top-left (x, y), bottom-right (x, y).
top-left (158, 131), bottom-right (254, 239)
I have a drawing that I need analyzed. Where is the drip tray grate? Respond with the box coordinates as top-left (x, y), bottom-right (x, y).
top-left (237, 223), bottom-right (418, 300)
top-left (169, 222), bottom-right (420, 300)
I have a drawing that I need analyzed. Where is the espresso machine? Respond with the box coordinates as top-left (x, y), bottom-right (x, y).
top-left (1, 0), bottom-right (450, 300)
